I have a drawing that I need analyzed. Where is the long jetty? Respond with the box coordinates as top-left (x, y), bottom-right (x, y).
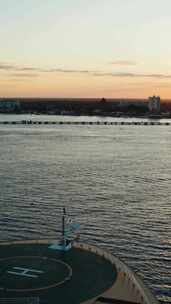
top-left (0, 120), bottom-right (170, 126)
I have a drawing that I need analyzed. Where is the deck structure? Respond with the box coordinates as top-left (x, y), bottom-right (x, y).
top-left (0, 240), bottom-right (158, 304)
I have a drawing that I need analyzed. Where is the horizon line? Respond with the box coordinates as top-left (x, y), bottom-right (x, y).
top-left (0, 96), bottom-right (171, 102)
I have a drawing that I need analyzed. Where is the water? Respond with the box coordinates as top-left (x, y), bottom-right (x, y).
top-left (0, 114), bottom-right (170, 303)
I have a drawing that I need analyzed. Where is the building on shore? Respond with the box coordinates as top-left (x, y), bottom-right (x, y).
top-left (148, 96), bottom-right (160, 113)
top-left (0, 100), bottom-right (20, 112)
top-left (0, 97), bottom-right (154, 116)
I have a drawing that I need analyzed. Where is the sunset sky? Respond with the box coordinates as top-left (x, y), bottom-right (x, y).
top-left (1, 0), bottom-right (171, 98)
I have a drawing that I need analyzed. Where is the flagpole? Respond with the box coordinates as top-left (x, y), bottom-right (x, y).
top-left (62, 207), bottom-right (66, 248)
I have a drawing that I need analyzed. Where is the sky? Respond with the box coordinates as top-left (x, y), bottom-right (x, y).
top-left (1, 0), bottom-right (171, 98)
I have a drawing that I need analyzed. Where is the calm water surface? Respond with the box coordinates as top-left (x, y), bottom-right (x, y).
top-left (0, 115), bottom-right (170, 303)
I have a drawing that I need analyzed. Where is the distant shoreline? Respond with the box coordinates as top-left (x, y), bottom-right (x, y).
top-left (1, 98), bottom-right (171, 118)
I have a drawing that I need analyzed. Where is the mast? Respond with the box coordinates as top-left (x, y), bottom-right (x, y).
top-left (62, 207), bottom-right (66, 247)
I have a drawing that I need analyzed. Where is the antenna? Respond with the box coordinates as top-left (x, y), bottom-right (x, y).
top-left (62, 207), bottom-right (66, 247)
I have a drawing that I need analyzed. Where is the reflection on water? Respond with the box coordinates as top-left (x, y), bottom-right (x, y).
top-left (0, 115), bottom-right (170, 303)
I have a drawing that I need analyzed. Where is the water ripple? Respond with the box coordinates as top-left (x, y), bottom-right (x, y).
top-left (0, 121), bottom-right (171, 302)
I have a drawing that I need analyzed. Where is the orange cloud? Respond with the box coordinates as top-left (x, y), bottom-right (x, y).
top-left (1, 61), bottom-right (171, 79)
top-left (110, 60), bottom-right (138, 66)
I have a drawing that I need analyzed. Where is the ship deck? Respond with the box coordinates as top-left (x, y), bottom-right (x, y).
top-left (0, 240), bottom-right (158, 304)
top-left (0, 241), bottom-right (116, 304)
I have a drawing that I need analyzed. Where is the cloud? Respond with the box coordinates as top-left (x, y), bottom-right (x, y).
top-left (0, 63), bottom-right (40, 73)
top-left (0, 63), bottom-right (95, 75)
top-left (18, 67), bottom-right (40, 72)
top-left (93, 72), bottom-right (171, 79)
top-left (0, 63), bottom-right (17, 70)
top-left (45, 68), bottom-right (92, 74)
top-left (9, 73), bottom-right (39, 78)
top-left (110, 60), bottom-right (138, 66)
top-left (1, 61), bottom-right (171, 79)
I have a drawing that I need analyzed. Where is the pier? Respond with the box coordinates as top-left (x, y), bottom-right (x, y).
top-left (0, 120), bottom-right (170, 126)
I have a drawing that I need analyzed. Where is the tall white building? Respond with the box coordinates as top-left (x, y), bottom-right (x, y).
top-left (148, 96), bottom-right (160, 113)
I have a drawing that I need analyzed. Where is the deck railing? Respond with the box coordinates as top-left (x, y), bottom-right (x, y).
top-left (74, 242), bottom-right (158, 304)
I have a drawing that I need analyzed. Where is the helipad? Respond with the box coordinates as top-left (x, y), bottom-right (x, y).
top-left (0, 256), bottom-right (72, 292)
top-left (0, 241), bottom-right (117, 304)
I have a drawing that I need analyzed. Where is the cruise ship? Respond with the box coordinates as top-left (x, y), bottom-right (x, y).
top-left (0, 209), bottom-right (159, 304)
